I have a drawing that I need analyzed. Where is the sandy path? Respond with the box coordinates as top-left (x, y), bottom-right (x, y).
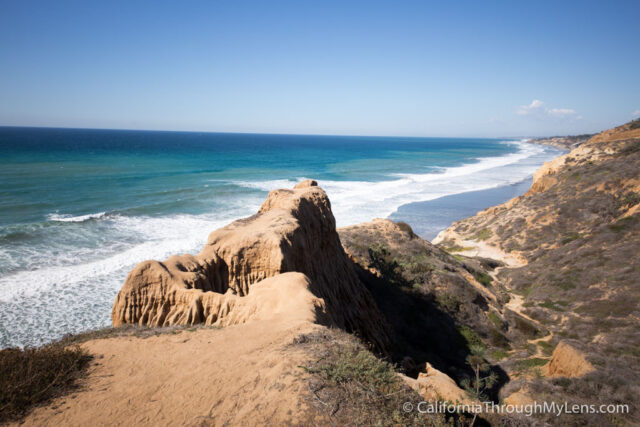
top-left (504, 293), bottom-right (553, 358)
top-left (433, 230), bottom-right (526, 268)
top-left (18, 274), bottom-right (328, 426)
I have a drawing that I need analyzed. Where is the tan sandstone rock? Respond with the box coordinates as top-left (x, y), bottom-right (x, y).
top-left (415, 363), bottom-right (474, 404)
top-left (543, 341), bottom-right (595, 378)
top-left (111, 181), bottom-right (390, 350)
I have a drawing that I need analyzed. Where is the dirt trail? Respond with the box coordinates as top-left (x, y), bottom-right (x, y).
top-left (469, 248), bottom-right (553, 360)
top-left (504, 292), bottom-right (553, 358)
top-left (433, 230), bottom-right (526, 268)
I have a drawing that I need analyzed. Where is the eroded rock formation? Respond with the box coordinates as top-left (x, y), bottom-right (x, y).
top-left (112, 180), bottom-right (390, 350)
top-left (543, 341), bottom-right (595, 378)
top-left (415, 363), bottom-right (474, 404)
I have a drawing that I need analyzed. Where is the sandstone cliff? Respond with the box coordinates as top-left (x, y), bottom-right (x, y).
top-left (112, 179), bottom-right (390, 351)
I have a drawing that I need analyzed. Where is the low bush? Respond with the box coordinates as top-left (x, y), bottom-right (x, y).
top-left (490, 349), bottom-right (509, 361)
top-left (0, 344), bottom-right (91, 422)
top-left (458, 325), bottom-right (486, 352)
top-left (473, 271), bottom-right (493, 287)
top-left (516, 357), bottom-right (548, 371)
top-left (561, 233), bottom-right (582, 245)
top-left (436, 293), bottom-right (461, 312)
top-left (537, 340), bottom-right (554, 355)
top-left (395, 221), bottom-right (417, 239)
top-left (367, 244), bottom-right (405, 286)
top-left (473, 228), bottom-right (493, 241)
top-left (488, 312), bottom-right (503, 329)
top-left (297, 330), bottom-right (455, 426)
top-left (608, 215), bottom-right (638, 233)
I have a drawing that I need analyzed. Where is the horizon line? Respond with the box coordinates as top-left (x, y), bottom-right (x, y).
top-left (0, 124), bottom-right (583, 140)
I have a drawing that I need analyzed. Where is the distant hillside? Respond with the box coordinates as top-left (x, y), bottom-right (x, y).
top-left (436, 118), bottom-right (640, 425)
top-left (530, 133), bottom-right (595, 150)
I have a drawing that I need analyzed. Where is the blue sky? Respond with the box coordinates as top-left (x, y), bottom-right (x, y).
top-left (1, 0), bottom-right (639, 137)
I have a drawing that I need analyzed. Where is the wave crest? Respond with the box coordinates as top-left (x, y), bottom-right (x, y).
top-left (47, 212), bottom-right (108, 223)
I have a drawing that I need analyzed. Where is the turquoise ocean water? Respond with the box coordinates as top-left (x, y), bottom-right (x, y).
top-left (0, 127), bottom-right (561, 347)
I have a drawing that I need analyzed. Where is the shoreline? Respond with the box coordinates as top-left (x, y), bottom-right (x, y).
top-left (389, 178), bottom-right (533, 241)
top-left (389, 139), bottom-right (570, 242)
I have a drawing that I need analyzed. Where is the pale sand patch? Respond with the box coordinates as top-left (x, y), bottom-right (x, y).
top-left (433, 229), bottom-right (526, 268)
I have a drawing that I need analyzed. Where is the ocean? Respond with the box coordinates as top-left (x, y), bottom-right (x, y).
top-left (0, 127), bottom-right (562, 348)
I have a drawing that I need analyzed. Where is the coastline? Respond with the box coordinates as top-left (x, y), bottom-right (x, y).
top-left (0, 136), bottom-right (562, 349)
top-left (389, 138), bottom-right (570, 241)
top-left (389, 178), bottom-right (533, 241)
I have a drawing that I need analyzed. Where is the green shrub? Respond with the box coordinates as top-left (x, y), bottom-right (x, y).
top-left (437, 293), bottom-right (461, 312)
top-left (538, 300), bottom-right (568, 311)
top-left (516, 357), bottom-right (548, 371)
top-left (608, 215), bottom-right (638, 233)
top-left (402, 255), bottom-right (434, 274)
top-left (561, 233), bottom-right (582, 245)
top-left (537, 340), bottom-right (554, 355)
top-left (489, 328), bottom-right (509, 349)
top-left (473, 228), bottom-right (493, 241)
top-left (513, 316), bottom-right (542, 339)
top-left (304, 348), bottom-right (396, 389)
top-left (473, 271), bottom-right (493, 287)
top-left (488, 312), bottom-right (503, 329)
top-left (491, 349), bottom-right (509, 360)
top-left (367, 244), bottom-right (405, 286)
top-left (458, 325), bottom-right (486, 352)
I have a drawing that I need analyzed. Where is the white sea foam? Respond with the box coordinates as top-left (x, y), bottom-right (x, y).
top-left (48, 212), bottom-right (108, 222)
top-left (0, 210), bottom-right (257, 304)
top-left (0, 209), bottom-right (256, 347)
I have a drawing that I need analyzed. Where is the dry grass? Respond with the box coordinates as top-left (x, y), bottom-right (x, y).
top-left (294, 329), bottom-right (458, 426)
top-left (444, 129), bottom-right (640, 424)
top-left (0, 343), bottom-right (91, 422)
